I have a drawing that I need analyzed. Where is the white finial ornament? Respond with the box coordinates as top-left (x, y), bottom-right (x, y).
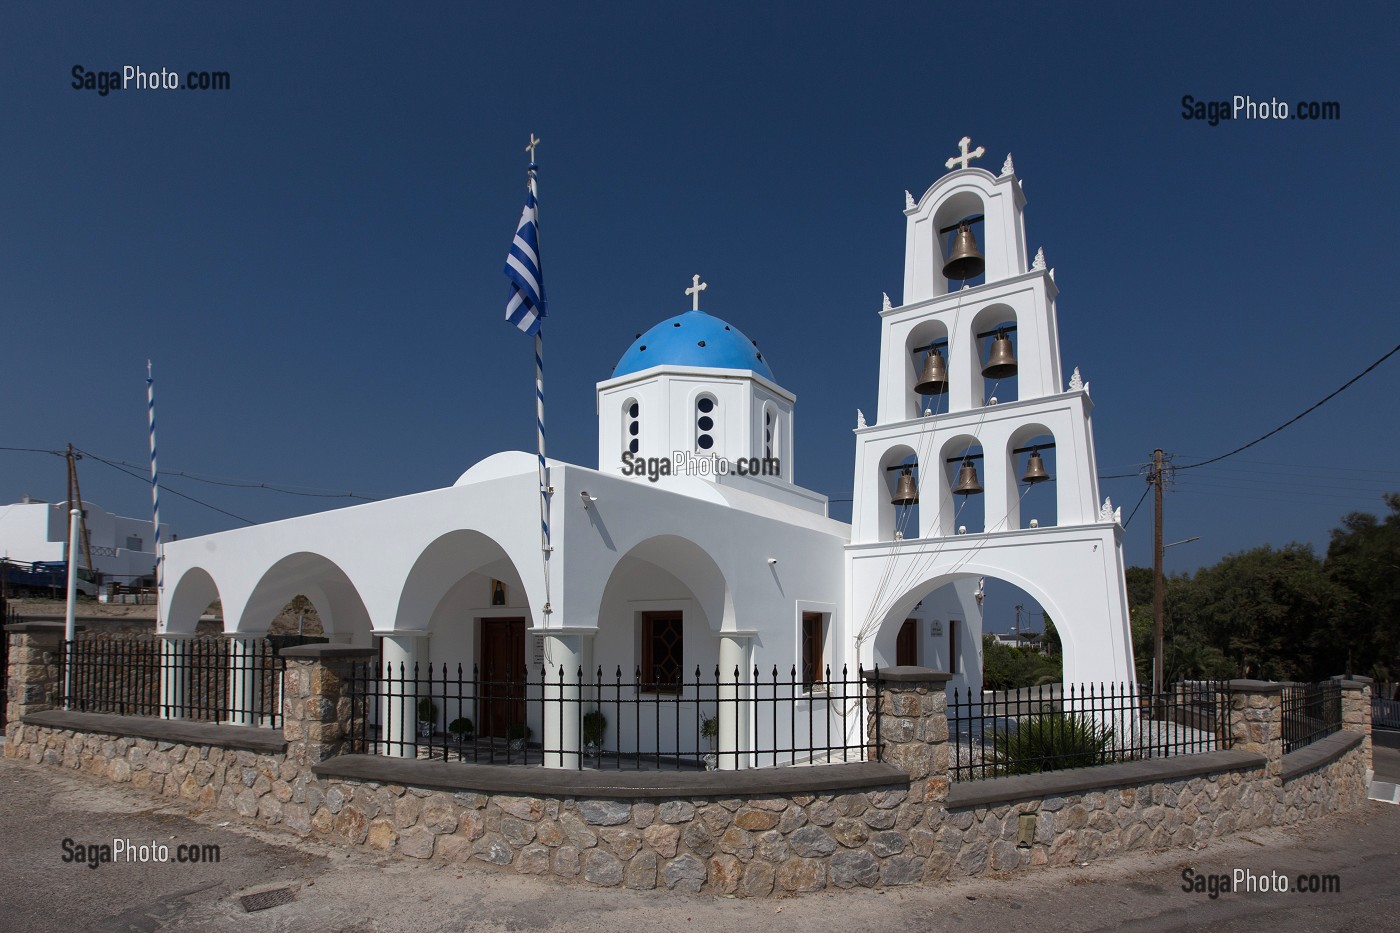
top-left (904, 190), bottom-right (916, 210)
top-left (856, 409), bottom-right (867, 429)
top-left (1001, 153), bottom-right (1015, 176)
top-left (525, 133), bottom-right (541, 162)
top-left (945, 136), bottom-right (986, 172)
top-left (685, 274), bottom-right (707, 311)
top-left (1099, 497), bottom-right (1115, 522)
top-left (1032, 247), bottom-right (1046, 271)
top-left (882, 292), bottom-right (892, 312)
top-left (1068, 367), bottom-right (1083, 391)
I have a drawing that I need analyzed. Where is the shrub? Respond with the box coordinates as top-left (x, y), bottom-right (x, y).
top-left (506, 723), bottom-right (532, 742)
top-left (582, 710), bottom-right (607, 746)
top-left (989, 711), bottom-right (1115, 776)
top-left (417, 698), bottom-right (438, 724)
top-left (448, 717), bottom-right (474, 738)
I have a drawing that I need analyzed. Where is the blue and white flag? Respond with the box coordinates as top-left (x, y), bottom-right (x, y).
top-left (504, 183), bottom-right (546, 336)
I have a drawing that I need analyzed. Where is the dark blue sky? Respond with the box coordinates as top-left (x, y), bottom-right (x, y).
top-left (4, 2), bottom-right (1398, 604)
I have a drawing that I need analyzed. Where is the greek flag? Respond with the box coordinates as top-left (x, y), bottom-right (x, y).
top-left (504, 184), bottom-right (546, 336)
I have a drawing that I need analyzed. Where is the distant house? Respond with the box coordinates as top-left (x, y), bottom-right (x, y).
top-left (0, 496), bottom-right (169, 586)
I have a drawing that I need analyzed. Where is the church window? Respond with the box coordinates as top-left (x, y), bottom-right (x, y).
top-left (641, 612), bottom-right (683, 694)
top-left (624, 399), bottom-right (640, 455)
top-left (801, 612), bottom-right (827, 691)
top-left (695, 395), bottom-right (717, 451)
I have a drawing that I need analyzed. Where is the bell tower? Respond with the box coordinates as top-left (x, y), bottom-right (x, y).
top-left (845, 139), bottom-right (1135, 689)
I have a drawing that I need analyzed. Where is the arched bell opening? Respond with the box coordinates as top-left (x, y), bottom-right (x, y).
top-left (932, 191), bottom-right (987, 293)
top-left (1007, 426), bottom-right (1058, 530)
top-left (938, 434), bottom-right (985, 536)
top-left (877, 445), bottom-right (921, 542)
top-left (969, 303), bottom-right (1019, 406)
top-left (905, 319), bottom-right (951, 421)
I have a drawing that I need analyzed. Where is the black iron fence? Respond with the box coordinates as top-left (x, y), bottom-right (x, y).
top-left (345, 662), bottom-right (877, 770)
top-left (1282, 681), bottom-right (1342, 754)
top-left (948, 681), bottom-right (1234, 782)
top-left (63, 635), bottom-right (284, 727)
top-left (1374, 681), bottom-right (1399, 730)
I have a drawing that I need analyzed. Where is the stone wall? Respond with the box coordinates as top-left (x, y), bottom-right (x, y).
top-left (2, 631), bottom-right (1375, 897)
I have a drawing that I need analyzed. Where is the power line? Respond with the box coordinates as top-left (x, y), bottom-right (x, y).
top-left (1176, 341), bottom-right (1400, 472)
top-left (77, 449), bottom-right (256, 526)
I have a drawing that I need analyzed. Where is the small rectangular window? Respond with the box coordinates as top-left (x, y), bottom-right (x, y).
top-left (641, 612), bottom-right (683, 694)
top-left (801, 612), bottom-right (825, 690)
top-left (125, 536), bottom-right (143, 552)
top-left (948, 619), bottom-right (959, 675)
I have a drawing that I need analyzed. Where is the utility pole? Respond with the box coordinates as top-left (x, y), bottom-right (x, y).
top-left (1150, 448), bottom-right (1167, 697)
top-left (65, 445), bottom-right (94, 581)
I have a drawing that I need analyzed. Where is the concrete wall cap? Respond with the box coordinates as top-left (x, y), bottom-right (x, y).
top-left (279, 644), bottom-right (379, 660)
top-left (862, 666), bottom-right (953, 684)
top-left (1226, 679), bottom-right (1286, 693)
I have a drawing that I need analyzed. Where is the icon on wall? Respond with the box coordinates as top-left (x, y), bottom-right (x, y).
top-left (491, 579), bottom-right (507, 606)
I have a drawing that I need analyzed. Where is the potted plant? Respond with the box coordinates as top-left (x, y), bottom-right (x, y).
top-left (417, 698), bottom-right (438, 738)
top-left (506, 722), bottom-right (532, 752)
top-left (448, 716), bottom-right (474, 744)
top-left (582, 710), bottom-right (607, 761)
top-left (699, 711), bottom-right (719, 770)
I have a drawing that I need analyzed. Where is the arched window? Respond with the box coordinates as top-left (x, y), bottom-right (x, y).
top-left (623, 399), bottom-right (640, 455)
top-left (764, 404), bottom-right (779, 460)
top-left (695, 395), bottom-right (717, 451)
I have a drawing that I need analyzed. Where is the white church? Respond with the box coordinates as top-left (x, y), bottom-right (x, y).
top-left (159, 140), bottom-right (1135, 764)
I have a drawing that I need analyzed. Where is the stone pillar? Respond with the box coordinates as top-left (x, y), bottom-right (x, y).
top-left (158, 633), bottom-right (193, 720)
top-left (717, 633), bottom-right (753, 771)
top-left (543, 631), bottom-right (592, 769)
top-left (224, 633), bottom-right (265, 727)
top-left (279, 645), bottom-right (378, 767)
top-left (4, 623), bottom-right (66, 743)
top-left (377, 631), bottom-right (428, 759)
top-left (864, 666), bottom-right (953, 803)
top-left (1227, 680), bottom-right (1284, 778)
top-left (1336, 676), bottom-right (1373, 771)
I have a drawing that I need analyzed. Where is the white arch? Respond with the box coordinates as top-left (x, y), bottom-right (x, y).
top-left (165, 566), bottom-right (221, 635)
top-left (394, 529), bottom-right (531, 632)
top-left (236, 551), bottom-right (373, 643)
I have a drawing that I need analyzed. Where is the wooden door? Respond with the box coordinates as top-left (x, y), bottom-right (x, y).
top-left (480, 618), bottom-right (526, 738)
top-left (896, 619), bottom-right (919, 667)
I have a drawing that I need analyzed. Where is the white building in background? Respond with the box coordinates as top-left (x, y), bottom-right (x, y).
top-left (0, 496), bottom-right (167, 585)
top-left (158, 141), bottom-right (1135, 761)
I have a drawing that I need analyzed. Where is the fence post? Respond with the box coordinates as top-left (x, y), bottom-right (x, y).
top-left (1334, 675), bottom-right (1373, 772)
top-left (1227, 680), bottom-right (1284, 778)
top-left (279, 645), bottom-right (377, 768)
top-left (4, 622), bottom-right (66, 744)
top-left (863, 666), bottom-right (953, 803)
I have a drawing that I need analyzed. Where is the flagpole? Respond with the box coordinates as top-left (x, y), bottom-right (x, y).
top-left (146, 360), bottom-right (163, 630)
top-left (529, 161), bottom-right (553, 616)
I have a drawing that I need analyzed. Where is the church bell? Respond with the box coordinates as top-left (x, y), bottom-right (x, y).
top-left (942, 221), bottom-right (985, 281)
top-left (914, 348), bottom-right (949, 396)
top-left (982, 332), bottom-right (1018, 379)
top-left (952, 460), bottom-right (983, 496)
top-left (1021, 450), bottom-right (1050, 485)
top-left (891, 467), bottom-right (919, 506)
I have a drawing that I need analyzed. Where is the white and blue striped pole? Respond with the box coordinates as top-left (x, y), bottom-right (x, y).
top-left (146, 360), bottom-right (163, 627)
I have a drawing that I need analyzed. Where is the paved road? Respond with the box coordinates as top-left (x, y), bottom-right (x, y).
top-left (1, 752), bottom-right (1397, 933)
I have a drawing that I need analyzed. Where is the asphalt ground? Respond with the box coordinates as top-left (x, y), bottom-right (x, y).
top-left (1, 750), bottom-right (1397, 933)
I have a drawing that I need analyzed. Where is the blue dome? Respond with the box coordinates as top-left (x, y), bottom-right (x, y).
top-left (612, 310), bottom-right (775, 380)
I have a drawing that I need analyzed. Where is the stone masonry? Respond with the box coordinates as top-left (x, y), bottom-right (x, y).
top-left (3, 630), bottom-right (1375, 897)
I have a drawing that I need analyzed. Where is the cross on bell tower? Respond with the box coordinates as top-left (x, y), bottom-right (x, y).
top-left (944, 136), bottom-right (986, 172)
top-left (685, 274), bottom-right (708, 311)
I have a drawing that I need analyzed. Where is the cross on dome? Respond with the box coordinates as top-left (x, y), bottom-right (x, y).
top-left (945, 136), bottom-right (986, 172)
top-left (685, 274), bottom-right (708, 311)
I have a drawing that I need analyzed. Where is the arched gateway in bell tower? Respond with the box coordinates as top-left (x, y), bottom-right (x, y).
top-left (846, 140), bottom-right (1136, 692)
